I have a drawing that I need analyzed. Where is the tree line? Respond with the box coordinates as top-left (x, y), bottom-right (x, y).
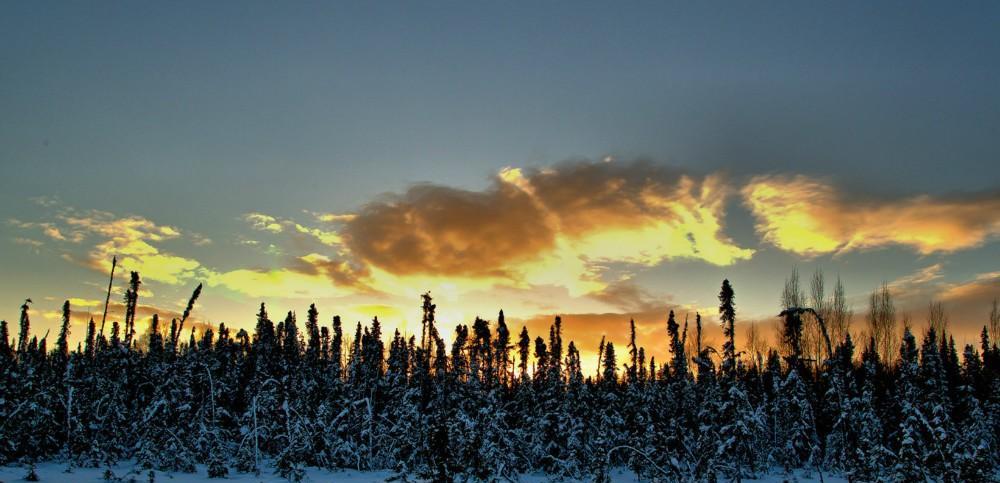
top-left (0, 270), bottom-right (998, 482)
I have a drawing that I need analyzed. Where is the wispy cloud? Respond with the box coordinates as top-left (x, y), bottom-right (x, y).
top-left (244, 212), bottom-right (345, 247)
top-left (887, 263), bottom-right (945, 292)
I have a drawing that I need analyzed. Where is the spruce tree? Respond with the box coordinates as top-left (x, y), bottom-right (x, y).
top-left (719, 279), bottom-right (737, 377)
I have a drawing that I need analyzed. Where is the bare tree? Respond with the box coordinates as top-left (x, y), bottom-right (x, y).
top-left (803, 268), bottom-right (827, 365)
top-left (901, 311), bottom-right (913, 332)
top-left (744, 321), bottom-right (767, 370)
top-left (781, 267), bottom-right (804, 310)
top-left (867, 282), bottom-right (898, 364)
top-left (927, 300), bottom-right (948, 338)
top-left (778, 268), bottom-right (804, 357)
top-left (828, 275), bottom-right (853, 344)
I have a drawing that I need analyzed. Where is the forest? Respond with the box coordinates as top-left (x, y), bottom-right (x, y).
top-left (1, 269), bottom-right (998, 482)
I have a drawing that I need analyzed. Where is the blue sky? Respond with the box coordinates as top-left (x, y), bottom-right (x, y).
top-left (2, 2), bottom-right (999, 363)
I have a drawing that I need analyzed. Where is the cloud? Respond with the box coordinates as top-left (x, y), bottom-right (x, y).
top-left (14, 204), bottom-right (372, 310)
top-left (11, 206), bottom-right (221, 288)
top-left (345, 181), bottom-right (554, 277)
top-left (12, 237), bottom-right (44, 249)
top-left (244, 213), bottom-right (284, 233)
top-left (292, 223), bottom-right (343, 247)
top-left (209, 253), bottom-right (367, 299)
top-left (309, 211), bottom-right (357, 223)
top-left (588, 280), bottom-right (666, 313)
top-left (8, 219), bottom-right (85, 243)
top-left (68, 297), bottom-right (103, 308)
top-left (244, 212), bottom-right (345, 247)
top-left (343, 159), bottom-right (753, 296)
top-left (888, 263), bottom-right (945, 292)
top-left (59, 212), bottom-right (209, 285)
top-left (940, 271), bottom-right (1000, 307)
top-left (743, 175), bottom-right (1000, 256)
top-left (29, 195), bottom-right (60, 208)
top-left (191, 233), bottom-right (213, 246)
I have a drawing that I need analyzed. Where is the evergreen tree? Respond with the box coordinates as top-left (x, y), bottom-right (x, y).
top-left (719, 279), bottom-right (737, 377)
top-left (2, 275), bottom-right (1000, 480)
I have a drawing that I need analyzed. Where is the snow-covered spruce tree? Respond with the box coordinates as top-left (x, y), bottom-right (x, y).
top-left (717, 373), bottom-right (765, 479)
top-left (593, 341), bottom-right (625, 482)
top-left (381, 330), bottom-right (420, 474)
top-left (823, 332), bottom-right (856, 473)
top-left (508, 325), bottom-right (537, 474)
top-left (558, 341), bottom-right (592, 478)
top-left (951, 383), bottom-right (994, 481)
top-left (715, 279), bottom-right (766, 480)
top-left (234, 303), bottom-right (280, 475)
top-left (917, 327), bottom-right (955, 476)
top-left (0, 319), bottom-right (13, 464)
top-left (466, 317), bottom-right (519, 480)
top-left (651, 310), bottom-right (695, 478)
top-left (423, 333), bottom-right (458, 481)
top-left (447, 322), bottom-right (477, 476)
top-left (893, 328), bottom-right (928, 481)
top-left (4, 302), bottom-right (57, 463)
top-left (623, 342), bottom-right (656, 479)
top-left (7, 276), bottom-right (1000, 479)
top-left (775, 366), bottom-right (821, 474)
top-left (314, 314), bottom-right (354, 468)
top-left (846, 348), bottom-right (891, 481)
top-left (685, 311), bottom-right (724, 480)
top-left (534, 318), bottom-right (573, 476)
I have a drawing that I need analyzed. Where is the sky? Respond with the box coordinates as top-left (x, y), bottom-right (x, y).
top-left (2, 1), bottom-right (999, 371)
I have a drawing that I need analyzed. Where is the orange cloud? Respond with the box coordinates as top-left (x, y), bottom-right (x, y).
top-left (743, 175), bottom-right (1000, 256)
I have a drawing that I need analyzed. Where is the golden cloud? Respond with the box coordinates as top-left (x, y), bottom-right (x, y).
top-left (743, 175), bottom-right (1000, 256)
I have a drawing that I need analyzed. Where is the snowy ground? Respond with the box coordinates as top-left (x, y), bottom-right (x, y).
top-left (0, 462), bottom-right (847, 482)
